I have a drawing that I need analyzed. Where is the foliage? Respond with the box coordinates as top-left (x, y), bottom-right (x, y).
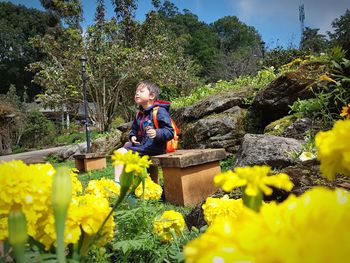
top-left (29, 8), bottom-right (201, 131)
top-left (171, 67), bottom-right (277, 108)
top-left (262, 47), bottom-right (309, 69)
top-left (0, 2), bottom-right (52, 99)
top-left (54, 131), bottom-right (100, 145)
top-left (328, 9), bottom-right (350, 58)
top-left (208, 16), bottom-right (263, 81)
top-left (289, 98), bottom-right (326, 119)
top-left (111, 199), bottom-right (197, 263)
top-left (39, 0), bottom-right (83, 29)
top-left (285, 49), bottom-right (349, 128)
top-left (19, 109), bottom-right (56, 149)
top-left (220, 155), bottom-right (236, 172)
top-left (157, 10), bottom-right (219, 78)
top-left (300, 27), bottom-right (328, 54)
top-left (0, 85), bottom-right (26, 154)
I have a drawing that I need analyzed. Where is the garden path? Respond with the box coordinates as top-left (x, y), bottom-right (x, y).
top-left (0, 146), bottom-right (69, 164)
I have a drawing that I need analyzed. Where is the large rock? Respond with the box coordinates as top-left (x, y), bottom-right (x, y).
top-left (173, 86), bottom-right (254, 123)
top-left (281, 159), bottom-right (350, 196)
top-left (55, 130), bottom-right (122, 160)
top-left (56, 143), bottom-right (87, 160)
top-left (281, 118), bottom-right (322, 140)
top-left (234, 133), bottom-right (303, 168)
top-left (252, 63), bottom-right (323, 127)
top-left (90, 129), bottom-right (122, 154)
top-left (264, 116), bottom-right (322, 140)
top-left (182, 106), bottom-right (247, 153)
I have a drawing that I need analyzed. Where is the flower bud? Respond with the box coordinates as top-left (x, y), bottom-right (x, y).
top-left (8, 209), bottom-right (27, 263)
top-left (52, 167), bottom-right (72, 212)
top-left (8, 209), bottom-right (27, 246)
top-left (52, 166), bottom-right (72, 263)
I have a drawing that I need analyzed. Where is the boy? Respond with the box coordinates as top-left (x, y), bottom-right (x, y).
top-left (114, 81), bottom-right (174, 181)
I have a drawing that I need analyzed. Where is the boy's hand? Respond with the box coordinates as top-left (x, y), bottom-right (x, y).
top-left (146, 128), bottom-right (157, 139)
top-left (131, 136), bottom-right (140, 145)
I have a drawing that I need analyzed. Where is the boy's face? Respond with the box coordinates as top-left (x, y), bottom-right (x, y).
top-left (135, 84), bottom-right (155, 106)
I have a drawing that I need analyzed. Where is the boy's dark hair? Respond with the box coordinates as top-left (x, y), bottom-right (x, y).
top-left (136, 81), bottom-right (160, 101)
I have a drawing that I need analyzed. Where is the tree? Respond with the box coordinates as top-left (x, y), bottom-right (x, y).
top-left (111, 0), bottom-right (137, 46)
top-left (159, 11), bottom-right (219, 78)
top-left (29, 9), bottom-right (201, 132)
top-left (212, 16), bottom-right (262, 54)
top-left (39, 0), bottom-right (83, 30)
top-left (0, 2), bottom-right (52, 99)
top-left (328, 9), bottom-right (350, 58)
top-left (209, 16), bottom-right (263, 81)
top-left (300, 27), bottom-right (328, 54)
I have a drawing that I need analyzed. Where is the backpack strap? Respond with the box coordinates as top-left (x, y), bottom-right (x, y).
top-left (152, 106), bottom-right (180, 135)
top-left (152, 106), bottom-right (160, 129)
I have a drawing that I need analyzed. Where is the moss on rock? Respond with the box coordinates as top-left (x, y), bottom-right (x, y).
top-left (264, 115), bottom-right (297, 136)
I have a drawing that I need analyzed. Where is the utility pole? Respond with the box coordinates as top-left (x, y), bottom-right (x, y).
top-left (299, 3), bottom-right (305, 37)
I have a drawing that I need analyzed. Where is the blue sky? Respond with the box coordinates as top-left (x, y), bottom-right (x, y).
top-left (7, 0), bottom-right (350, 48)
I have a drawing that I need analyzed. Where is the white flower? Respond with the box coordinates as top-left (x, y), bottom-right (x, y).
top-left (299, 151), bottom-right (316, 161)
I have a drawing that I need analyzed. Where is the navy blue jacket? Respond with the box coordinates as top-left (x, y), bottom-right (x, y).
top-left (126, 101), bottom-right (174, 156)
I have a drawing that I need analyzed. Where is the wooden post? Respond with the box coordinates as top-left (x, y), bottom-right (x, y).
top-left (151, 149), bottom-right (227, 206)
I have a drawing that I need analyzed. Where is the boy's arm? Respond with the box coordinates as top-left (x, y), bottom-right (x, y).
top-left (154, 108), bottom-right (174, 141)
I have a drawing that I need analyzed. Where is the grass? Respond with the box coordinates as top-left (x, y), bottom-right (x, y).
top-left (54, 131), bottom-right (101, 145)
top-left (50, 158), bottom-right (192, 213)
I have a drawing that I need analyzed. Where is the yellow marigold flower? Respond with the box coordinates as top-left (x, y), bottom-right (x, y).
top-left (214, 165), bottom-right (293, 196)
top-left (85, 178), bottom-right (120, 200)
top-left (34, 194), bottom-right (115, 250)
top-left (0, 160), bottom-right (54, 240)
top-left (340, 103), bottom-right (350, 120)
top-left (112, 150), bottom-right (151, 176)
top-left (70, 194), bottom-right (114, 245)
top-left (202, 195), bottom-right (243, 225)
top-left (70, 168), bottom-right (82, 195)
top-left (315, 119), bottom-right (350, 180)
top-left (135, 176), bottom-right (162, 200)
top-left (185, 187), bottom-right (350, 263)
top-left (319, 73), bottom-right (337, 83)
top-left (153, 210), bottom-right (185, 242)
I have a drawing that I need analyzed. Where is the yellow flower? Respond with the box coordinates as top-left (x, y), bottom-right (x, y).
top-left (0, 160), bottom-right (115, 251)
top-left (0, 161), bottom-right (55, 240)
top-left (315, 119), bottom-right (350, 180)
top-left (340, 103), bottom-right (350, 120)
top-left (202, 195), bottom-right (243, 225)
top-left (185, 187), bottom-right (350, 263)
top-left (34, 194), bottom-right (115, 250)
top-left (214, 165), bottom-right (294, 196)
top-left (319, 73), bottom-right (337, 83)
top-left (85, 178), bottom-right (120, 200)
top-left (111, 150), bottom-right (151, 176)
top-left (153, 210), bottom-right (185, 242)
top-left (70, 168), bottom-right (82, 195)
top-left (134, 176), bottom-right (162, 200)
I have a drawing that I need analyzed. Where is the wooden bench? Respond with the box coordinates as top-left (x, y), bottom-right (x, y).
top-left (150, 148), bottom-right (227, 206)
top-left (74, 153), bottom-right (106, 172)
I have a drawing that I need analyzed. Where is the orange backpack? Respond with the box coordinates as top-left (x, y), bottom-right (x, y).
top-left (152, 106), bottom-right (180, 153)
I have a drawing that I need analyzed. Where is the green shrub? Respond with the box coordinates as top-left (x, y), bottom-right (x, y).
top-left (20, 109), bottom-right (56, 148)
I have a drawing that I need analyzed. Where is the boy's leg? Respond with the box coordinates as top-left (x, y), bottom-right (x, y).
top-left (114, 147), bottom-right (128, 182)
